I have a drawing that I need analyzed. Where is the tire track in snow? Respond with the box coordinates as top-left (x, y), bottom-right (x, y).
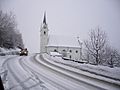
top-left (2, 56), bottom-right (18, 69)
top-left (1, 56), bottom-right (19, 89)
top-left (33, 54), bottom-right (90, 90)
top-left (35, 54), bottom-right (102, 90)
top-left (21, 54), bottom-right (69, 90)
top-left (3, 56), bottom-right (40, 90)
top-left (39, 54), bottom-right (120, 90)
top-left (6, 56), bottom-right (29, 90)
top-left (18, 55), bottom-right (49, 90)
top-left (2, 55), bottom-right (57, 90)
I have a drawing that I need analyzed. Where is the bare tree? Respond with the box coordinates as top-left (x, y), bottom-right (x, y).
top-left (84, 28), bottom-right (107, 65)
top-left (84, 27), bottom-right (120, 67)
top-left (103, 46), bottom-right (120, 68)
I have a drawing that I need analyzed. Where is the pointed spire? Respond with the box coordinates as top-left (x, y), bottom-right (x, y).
top-left (43, 12), bottom-right (46, 24)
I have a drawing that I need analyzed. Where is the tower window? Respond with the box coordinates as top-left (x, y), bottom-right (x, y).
top-left (63, 49), bottom-right (66, 52)
top-left (44, 31), bottom-right (46, 35)
top-left (54, 49), bottom-right (57, 52)
top-left (76, 50), bottom-right (78, 53)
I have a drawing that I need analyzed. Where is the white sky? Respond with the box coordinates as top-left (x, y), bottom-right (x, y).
top-left (1, 0), bottom-right (120, 53)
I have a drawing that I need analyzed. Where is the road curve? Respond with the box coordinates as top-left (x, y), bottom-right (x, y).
top-left (2, 55), bottom-right (48, 90)
top-left (2, 54), bottom-right (120, 90)
top-left (26, 54), bottom-right (104, 90)
top-left (35, 54), bottom-right (120, 90)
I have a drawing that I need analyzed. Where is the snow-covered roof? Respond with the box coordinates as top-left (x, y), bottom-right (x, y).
top-left (47, 34), bottom-right (82, 48)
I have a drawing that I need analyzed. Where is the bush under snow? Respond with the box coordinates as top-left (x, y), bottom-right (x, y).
top-left (0, 47), bottom-right (19, 56)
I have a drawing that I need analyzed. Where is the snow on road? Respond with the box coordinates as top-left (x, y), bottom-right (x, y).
top-left (40, 54), bottom-right (120, 90)
top-left (0, 54), bottom-right (120, 90)
top-left (1, 55), bottom-right (49, 90)
top-left (21, 54), bottom-right (91, 90)
top-left (44, 54), bottom-right (120, 81)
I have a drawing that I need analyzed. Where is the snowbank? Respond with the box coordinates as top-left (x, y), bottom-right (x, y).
top-left (43, 54), bottom-right (120, 81)
top-left (0, 55), bottom-right (15, 87)
top-left (0, 47), bottom-right (19, 56)
top-left (50, 52), bottom-right (62, 57)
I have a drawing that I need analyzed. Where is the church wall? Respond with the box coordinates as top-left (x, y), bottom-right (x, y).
top-left (46, 46), bottom-right (81, 61)
top-left (74, 48), bottom-right (81, 60)
top-left (57, 47), bottom-right (68, 57)
top-left (67, 47), bottom-right (80, 60)
top-left (68, 48), bottom-right (75, 60)
top-left (46, 46), bottom-right (58, 54)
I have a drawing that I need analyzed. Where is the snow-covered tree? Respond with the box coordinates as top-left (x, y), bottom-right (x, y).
top-left (0, 10), bottom-right (24, 49)
top-left (84, 28), bottom-right (106, 65)
top-left (102, 46), bottom-right (120, 68)
top-left (84, 27), bottom-right (120, 67)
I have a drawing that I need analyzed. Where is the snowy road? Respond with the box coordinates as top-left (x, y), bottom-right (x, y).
top-left (1, 54), bottom-right (120, 90)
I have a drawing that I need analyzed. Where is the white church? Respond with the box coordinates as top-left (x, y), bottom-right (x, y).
top-left (40, 13), bottom-right (82, 61)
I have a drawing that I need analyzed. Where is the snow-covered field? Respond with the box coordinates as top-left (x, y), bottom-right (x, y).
top-left (0, 53), bottom-right (120, 90)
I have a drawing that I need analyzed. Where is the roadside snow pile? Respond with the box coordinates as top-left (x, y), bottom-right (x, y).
top-left (50, 52), bottom-right (62, 57)
top-left (43, 54), bottom-right (120, 81)
top-left (0, 55), bottom-right (15, 87)
top-left (0, 47), bottom-right (19, 56)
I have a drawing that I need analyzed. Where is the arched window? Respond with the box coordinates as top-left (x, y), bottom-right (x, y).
top-left (69, 50), bottom-right (72, 53)
top-left (76, 50), bottom-right (78, 53)
top-left (44, 31), bottom-right (46, 35)
top-left (69, 55), bottom-right (71, 59)
top-left (54, 49), bottom-right (57, 52)
top-left (63, 49), bottom-right (66, 52)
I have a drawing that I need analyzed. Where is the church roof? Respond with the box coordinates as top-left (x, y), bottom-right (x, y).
top-left (47, 34), bottom-right (82, 48)
top-left (43, 12), bottom-right (46, 24)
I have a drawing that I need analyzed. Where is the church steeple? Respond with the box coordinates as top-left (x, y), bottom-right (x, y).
top-left (43, 12), bottom-right (46, 24)
top-left (40, 12), bottom-right (49, 53)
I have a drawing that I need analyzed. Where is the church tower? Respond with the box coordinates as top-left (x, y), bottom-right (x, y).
top-left (40, 12), bottom-right (49, 53)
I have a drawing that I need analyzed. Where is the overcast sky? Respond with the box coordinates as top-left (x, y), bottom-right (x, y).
top-left (1, 0), bottom-right (120, 53)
